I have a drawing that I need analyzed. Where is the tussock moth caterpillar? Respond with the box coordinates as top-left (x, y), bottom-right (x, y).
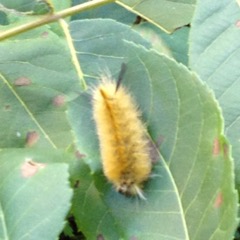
top-left (93, 64), bottom-right (152, 199)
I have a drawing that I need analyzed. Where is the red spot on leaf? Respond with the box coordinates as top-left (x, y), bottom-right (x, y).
top-left (156, 135), bottom-right (164, 148)
top-left (148, 141), bottom-right (159, 164)
top-left (214, 192), bottom-right (223, 208)
top-left (53, 95), bottom-right (65, 107)
top-left (26, 131), bottom-right (39, 147)
top-left (223, 143), bottom-right (229, 159)
top-left (41, 31), bottom-right (49, 38)
top-left (4, 104), bottom-right (11, 111)
top-left (236, 20), bottom-right (240, 28)
top-left (75, 151), bottom-right (86, 159)
top-left (212, 138), bottom-right (221, 156)
top-left (14, 77), bottom-right (31, 86)
top-left (21, 159), bottom-right (46, 178)
top-left (130, 237), bottom-right (138, 240)
top-left (97, 234), bottom-right (104, 240)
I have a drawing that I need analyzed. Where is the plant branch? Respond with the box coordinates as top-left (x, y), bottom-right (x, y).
top-left (0, 0), bottom-right (115, 41)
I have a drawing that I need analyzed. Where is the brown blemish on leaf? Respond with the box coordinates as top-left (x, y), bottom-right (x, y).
top-left (41, 31), bottom-right (49, 38)
top-left (74, 180), bottom-right (80, 189)
top-left (214, 192), bottom-right (223, 208)
top-left (156, 135), bottom-right (164, 148)
top-left (21, 159), bottom-right (46, 178)
top-left (130, 236), bottom-right (138, 240)
top-left (134, 15), bottom-right (146, 25)
top-left (146, 135), bottom-right (164, 164)
top-left (4, 104), bottom-right (11, 111)
top-left (25, 131), bottom-right (39, 147)
top-left (75, 151), bottom-right (86, 159)
top-left (223, 143), bottom-right (229, 159)
top-left (235, 20), bottom-right (240, 28)
top-left (14, 77), bottom-right (32, 86)
top-left (53, 95), bottom-right (65, 107)
top-left (212, 138), bottom-right (221, 156)
top-left (97, 234), bottom-right (104, 240)
top-left (148, 140), bottom-right (159, 164)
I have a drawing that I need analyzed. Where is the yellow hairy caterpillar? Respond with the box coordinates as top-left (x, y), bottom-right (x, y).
top-left (93, 64), bottom-right (152, 199)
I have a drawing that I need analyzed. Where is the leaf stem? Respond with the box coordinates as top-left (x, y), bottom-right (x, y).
top-left (0, 0), bottom-right (115, 41)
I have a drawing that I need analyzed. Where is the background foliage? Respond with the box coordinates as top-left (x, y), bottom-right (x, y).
top-left (0, 0), bottom-right (239, 240)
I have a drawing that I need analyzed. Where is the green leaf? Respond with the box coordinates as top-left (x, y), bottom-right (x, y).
top-left (0, 11), bottom-right (8, 25)
top-left (72, 0), bottom-right (136, 24)
top-left (0, 0), bottom-right (54, 14)
top-left (67, 19), bottom-right (238, 239)
top-left (48, 0), bottom-right (71, 12)
top-left (70, 159), bottom-right (121, 239)
top-left (68, 19), bottom-right (151, 81)
top-left (32, 0), bottom-right (54, 15)
top-left (0, 26), bottom-right (81, 148)
top-left (133, 22), bottom-right (190, 65)
top-left (117, 0), bottom-right (196, 33)
top-left (0, 149), bottom-right (73, 240)
top-left (0, 0), bottom-right (37, 12)
top-left (72, 0), bottom-right (195, 33)
top-left (189, 0), bottom-right (240, 189)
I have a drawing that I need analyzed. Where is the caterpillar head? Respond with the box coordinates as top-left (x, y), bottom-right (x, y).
top-left (116, 181), bottom-right (146, 200)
